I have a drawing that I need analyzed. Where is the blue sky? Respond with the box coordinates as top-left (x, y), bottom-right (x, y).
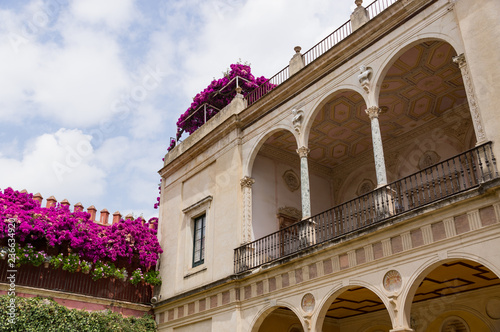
top-left (0, 0), bottom-right (353, 219)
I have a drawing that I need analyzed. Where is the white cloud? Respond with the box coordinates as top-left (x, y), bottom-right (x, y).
top-left (0, 128), bottom-right (106, 203)
top-left (70, 0), bottom-right (137, 31)
top-left (0, 1), bottom-right (133, 127)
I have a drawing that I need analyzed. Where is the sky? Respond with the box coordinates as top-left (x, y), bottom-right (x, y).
top-left (0, 0), bottom-right (354, 220)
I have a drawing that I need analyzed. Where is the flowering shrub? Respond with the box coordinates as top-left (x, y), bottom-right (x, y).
top-left (170, 63), bottom-right (273, 151)
top-left (0, 187), bottom-right (163, 268)
top-left (16, 243), bottom-right (47, 267)
top-left (62, 253), bottom-right (81, 273)
top-left (144, 270), bottom-right (161, 286)
top-left (130, 268), bottom-right (144, 285)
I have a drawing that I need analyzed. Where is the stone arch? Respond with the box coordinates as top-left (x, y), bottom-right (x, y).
top-left (243, 125), bottom-right (299, 178)
top-left (314, 282), bottom-right (394, 332)
top-left (372, 33), bottom-right (465, 106)
top-left (398, 255), bottom-right (500, 330)
top-left (250, 303), bottom-right (306, 332)
top-left (301, 85), bottom-right (368, 146)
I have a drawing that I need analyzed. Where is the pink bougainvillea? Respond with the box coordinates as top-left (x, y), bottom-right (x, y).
top-left (168, 63), bottom-right (273, 152)
top-left (0, 188), bottom-right (162, 268)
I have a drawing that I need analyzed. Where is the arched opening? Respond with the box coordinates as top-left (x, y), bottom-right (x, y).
top-left (252, 306), bottom-right (304, 332)
top-left (318, 286), bottom-right (392, 332)
top-left (408, 259), bottom-right (500, 331)
top-left (377, 40), bottom-right (474, 181)
top-left (306, 89), bottom-right (372, 205)
top-left (251, 129), bottom-right (302, 240)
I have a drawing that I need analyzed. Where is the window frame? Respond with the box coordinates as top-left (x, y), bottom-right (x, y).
top-left (192, 214), bottom-right (206, 267)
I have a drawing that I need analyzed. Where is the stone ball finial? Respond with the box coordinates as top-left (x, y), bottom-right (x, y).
top-left (235, 86), bottom-right (242, 94)
top-left (355, 0), bottom-right (363, 7)
top-left (294, 46), bottom-right (302, 54)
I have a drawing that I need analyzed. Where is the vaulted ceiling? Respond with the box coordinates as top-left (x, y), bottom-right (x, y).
top-left (259, 41), bottom-right (469, 170)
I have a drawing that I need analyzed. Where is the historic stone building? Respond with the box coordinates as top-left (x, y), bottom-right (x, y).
top-left (154, 0), bottom-right (500, 331)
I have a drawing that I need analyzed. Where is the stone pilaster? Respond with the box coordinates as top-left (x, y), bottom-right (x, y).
top-left (297, 146), bottom-right (312, 218)
top-left (351, 0), bottom-right (370, 31)
top-left (452, 53), bottom-right (487, 144)
top-left (240, 176), bottom-right (255, 243)
top-left (366, 106), bottom-right (388, 186)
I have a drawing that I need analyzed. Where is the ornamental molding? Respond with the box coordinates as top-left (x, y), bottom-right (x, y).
top-left (358, 65), bottom-right (373, 93)
top-left (296, 146), bottom-right (310, 158)
top-left (240, 176), bottom-right (255, 188)
top-left (365, 106), bottom-right (381, 120)
top-left (452, 53), bottom-right (487, 143)
top-left (277, 206), bottom-right (302, 219)
top-left (282, 170), bottom-right (300, 192)
top-left (291, 109), bottom-right (304, 135)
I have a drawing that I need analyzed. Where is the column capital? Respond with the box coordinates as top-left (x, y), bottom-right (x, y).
top-left (365, 106), bottom-right (381, 120)
top-left (452, 53), bottom-right (466, 68)
top-left (296, 146), bottom-right (310, 158)
top-left (240, 176), bottom-right (255, 188)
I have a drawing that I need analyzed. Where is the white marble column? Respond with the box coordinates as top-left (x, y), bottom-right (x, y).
top-left (297, 146), bottom-right (311, 218)
top-left (366, 106), bottom-right (388, 186)
top-left (240, 176), bottom-right (255, 244)
top-left (452, 53), bottom-right (487, 144)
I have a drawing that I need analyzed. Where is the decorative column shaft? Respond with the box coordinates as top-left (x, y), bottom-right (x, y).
top-left (297, 146), bottom-right (311, 218)
top-left (240, 176), bottom-right (255, 244)
top-left (366, 106), bottom-right (388, 186)
top-left (452, 53), bottom-right (487, 144)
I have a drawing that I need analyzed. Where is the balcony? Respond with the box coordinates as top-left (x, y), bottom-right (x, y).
top-left (234, 142), bottom-right (498, 273)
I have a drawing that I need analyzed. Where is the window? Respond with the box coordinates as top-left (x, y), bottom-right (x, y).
top-left (192, 214), bottom-right (206, 267)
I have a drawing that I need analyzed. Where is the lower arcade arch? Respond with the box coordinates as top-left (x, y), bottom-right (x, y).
top-left (316, 286), bottom-right (392, 332)
top-left (251, 305), bottom-right (305, 332)
top-left (404, 258), bottom-right (500, 331)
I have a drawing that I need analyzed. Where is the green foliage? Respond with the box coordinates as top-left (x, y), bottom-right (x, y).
top-left (0, 296), bottom-right (157, 332)
top-left (144, 271), bottom-right (162, 286)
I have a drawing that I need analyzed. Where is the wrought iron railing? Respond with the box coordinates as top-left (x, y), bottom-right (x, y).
top-left (234, 142), bottom-right (498, 273)
top-left (245, 0), bottom-right (399, 106)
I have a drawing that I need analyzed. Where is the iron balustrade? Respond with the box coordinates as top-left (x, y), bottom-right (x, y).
top-left (234, 142), bottom-right (498, 273)
top-left (245, 0), bottom-right (399, 106)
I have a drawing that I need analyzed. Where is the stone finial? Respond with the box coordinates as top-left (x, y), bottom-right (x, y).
top-left (351, 0), bottom-right (369, 31)
top-left (289, 46), bottom-right (305, 76)
top-left (112, 211), bottom-right (122, 224)
top-left (235, 86), bottom-right (243, 95)
top-left (46, 196), bottom-right (57, 208)
top-left (87, 205), bottom-right (97, 221)
top-left (61, 199), bottom-right (70, 207)
top-left (33, 193), bottom-right (43, 205)
top-left (74, 202), bottom-right (83, 212)
top-left (100, 208), bottom-right (110, 225)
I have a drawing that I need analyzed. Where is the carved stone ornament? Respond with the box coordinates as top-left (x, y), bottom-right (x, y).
top-left (418, 150), bottom-right (440, 170)
top-left (365, 106), bottom-right (381, 120)
top-left (383, 270), bottom-right (402, 292)
top-left (356, 179), bottom-right (375, 196)
top-left (301, 293), bottom-right (315, 313)
top-left (291, 109), bottom-right (304, 134)
top-left (282, 170), bottom-right (300, 192)
top-left (452, 53), bottom-right (487, 143)
top-left (278, 206), bottom-right (302, 219)
top-left (296, 146), bottom-right (310, 158)
top-left (240, 176), bottom-right (255, 188)
top-left (358, 65), bottom-right (373, 93)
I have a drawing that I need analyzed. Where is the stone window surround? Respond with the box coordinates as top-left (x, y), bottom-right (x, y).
top-left (182, 196), bottom-right (213, 277)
